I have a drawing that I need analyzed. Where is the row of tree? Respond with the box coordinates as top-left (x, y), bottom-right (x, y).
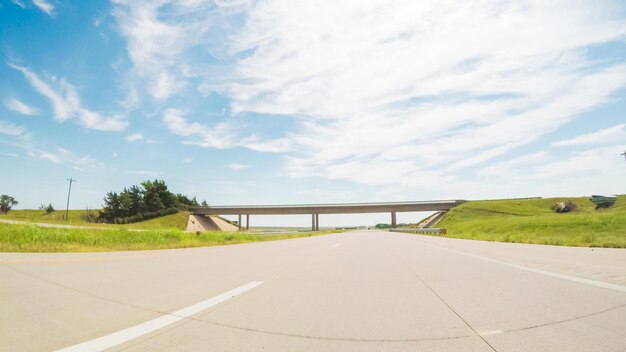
top-left (98, 179), bottom-right (202, 224)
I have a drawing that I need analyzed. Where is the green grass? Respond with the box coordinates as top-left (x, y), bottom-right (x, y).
top-left (435, 195), bottom-right (626, 248)
top-left (0, 223), bottom-right (342, 252)
top-left (0, 209), bottom-right (190, 230)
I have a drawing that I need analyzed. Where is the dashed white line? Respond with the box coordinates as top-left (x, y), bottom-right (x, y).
top-left (402, 238), bottom-right (626, 293)
top-left (55, 281), bottom-right (264, 352)
top-left (479, 330), bottom-right (503, 336)
top-left (331, 243), bottom-right (342, 248)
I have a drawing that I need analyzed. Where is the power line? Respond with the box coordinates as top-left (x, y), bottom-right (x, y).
top-left (66, 178), bottom-right (76, 221)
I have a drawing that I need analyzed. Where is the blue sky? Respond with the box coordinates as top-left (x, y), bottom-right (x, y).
top-left (1, 0), bottom-right (625, 226)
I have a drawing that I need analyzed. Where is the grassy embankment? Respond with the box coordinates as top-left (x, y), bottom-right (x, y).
top-left (0, 223), bottom-right (341, 252)
top-left (0, 209), bottom-right (190, 230)
top-left (435, 195), bottom-right (626, 248)
top-left (0, 209), bottom-right (343, 252)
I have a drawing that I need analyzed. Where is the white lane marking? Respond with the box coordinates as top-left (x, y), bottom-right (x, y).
top-left (55, 281), bottom-right (264, 352)
top-left (405, 238), bottom-right (626, 294)
top-left (331, 243), bottom-right (342, 248)
top-left (480, 330), bottom-right (503, 336)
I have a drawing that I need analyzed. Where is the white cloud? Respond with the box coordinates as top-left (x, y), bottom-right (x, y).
top-left (162, 108), bottom-right (290, 152)
top-left (478, 152), bottom-right (548, 177)
top-left (182, 157), bottom-right (193, 164)
top-left (113, 0), bottom-right (626, 195)
top-left (129, 170), bottom-right (162, 177)
top-left (8, 63), bottom-right (128, 131)
top-left (428, 145), bottom-right (626, 199)
top-left (5, 98), bottom-right (40, 116)
top-left (0, 121), bottom-right (25, 136)
top-left (552, 124), bottom-right (626, 147)
top-left (223, 0), bottom-right (626, 187)
top-left (163, 108), bottom-right (234, 149)
top-left (29, 147), bottom-right (104, 169)
top-left (31, 0), bottom-right (54, 16)
top-left (0, 152), bottom-right (19, 157)
top-left (10, 0), bottom-right (26, 9)
top-left (228, 162), bottom-right (248, 170)
top-left (243, 137), bottom-right (292, 153)
top-left (126, 132), bottom-right (144, 142)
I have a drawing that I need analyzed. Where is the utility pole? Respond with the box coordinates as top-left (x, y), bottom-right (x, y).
top-left (65, 178), bottom-right (75, 221)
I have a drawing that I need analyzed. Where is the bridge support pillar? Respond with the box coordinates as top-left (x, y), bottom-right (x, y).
top-left (315, 214), bottom-right (319, 231)
top-left (391, 211), bottom-right (397, 228)
top-left (312, 214), bottom-right (316, 231)
top-left (246, 214), bottom-right (250, 230)
top-left (238, 214), bottom-right (242, 231)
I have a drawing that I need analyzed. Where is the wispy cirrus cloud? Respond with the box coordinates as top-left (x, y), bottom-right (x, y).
top-left (126, 132), bottom-right (144, 142)
top-left (552, 124), bottom-right (626, 147)
top-left (8, 63), bottom-right (128, 132)
top-left (162, 108), bottom-right (291, 152)
top-left (10, 0), bottom-right (27, 9)
top-left (31, 0), bottom-right (54, 16)
top-left (28, 147), bottom-right (104, 170)
top-left (163, 108), bottom-right (235, 149)
top-left (111, 0), bottom-right (249, 101)
top-left (5, 98), bottom-right (40, 116)
top-left (224, 0), bottom-right (626, 188)
top-left (12, 0), bottom-right (55, 16)
top-left (228, 162), bottom-right (248, 170)
top-left (112, 0), bottom-right (626, 195)
top-left (0, 120), bottom-right (26, 136)
top-left (0, 125), bottom-right (105, 171)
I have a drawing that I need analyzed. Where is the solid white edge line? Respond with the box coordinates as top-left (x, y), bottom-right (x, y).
top-left (55, 281), bottom-right (264, 352)
top-left (401, 237), bottom-right (626, 294)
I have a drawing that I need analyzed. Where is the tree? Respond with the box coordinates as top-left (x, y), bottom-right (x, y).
top-left (141, 180), bottom-right (166, 212)
top-left (127, 185), bottom-right (144, 215)
top-left (99, 191), bottom-right (121, 222)
top-left (39, 203), bottom-right (55, 214)
top-left (0, 195), bottom-right (18, 214)
top-left (99, 179), bottom-right (200, 224)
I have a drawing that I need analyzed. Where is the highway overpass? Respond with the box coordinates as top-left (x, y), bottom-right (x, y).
top-left (189, 200), bottom-right (466, 231)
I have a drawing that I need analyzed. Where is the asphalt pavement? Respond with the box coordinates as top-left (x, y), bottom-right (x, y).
top-left (1, 230), bottom-right (625, 352)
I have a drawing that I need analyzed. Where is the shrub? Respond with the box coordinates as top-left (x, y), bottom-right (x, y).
top-left (552, 201), bottom-right (577, 213)
top-left (39, 203), bottom-right (55, 214)
top-left (81, 209), bottom-right (98, 223)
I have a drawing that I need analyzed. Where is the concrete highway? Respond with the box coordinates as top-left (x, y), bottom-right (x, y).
top-left (1, 230), bottom-right (625, 351)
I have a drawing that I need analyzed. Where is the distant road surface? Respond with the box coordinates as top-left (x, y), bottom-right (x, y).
top-left (1, 230), bottom-right (625, 351)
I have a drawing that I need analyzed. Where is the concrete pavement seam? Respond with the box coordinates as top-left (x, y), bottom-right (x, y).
top-left (396, 234), bottom-right (626, 294)
top-left (503, 302), bottom-right (626, 333)
top-left (54, 281), bottom-right (264, 352)
top-left (384, 242), bottom-right (500, 352)
top-left (159, 317), bottom-right (476, 343)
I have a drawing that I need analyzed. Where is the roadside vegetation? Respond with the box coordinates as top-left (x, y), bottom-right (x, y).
top-left (0, 223), bottom-right (342, 252)
top-left (0, 209), bottom-right (190, 230)
top-left (98, 179), bottom-right (200, 224)
top-left (436, 195), bottom-right (626, 248)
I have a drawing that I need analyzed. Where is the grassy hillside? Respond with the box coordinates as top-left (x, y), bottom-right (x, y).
top-left (0, 223), bottom-right (341, 252)
top-left (0, 209), bottom-right (190, 230)
top-left (437, 195), bottom-right (626, 248)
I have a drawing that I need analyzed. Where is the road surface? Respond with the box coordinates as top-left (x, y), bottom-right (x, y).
top-left (1, 230), bottom-right (625, 351)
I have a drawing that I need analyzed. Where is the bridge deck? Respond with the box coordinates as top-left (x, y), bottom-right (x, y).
top-left (189, 200), bottom-right (465, 215)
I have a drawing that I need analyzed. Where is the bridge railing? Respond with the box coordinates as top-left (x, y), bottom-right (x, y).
top-left (390, 227), bottom-right (447, 235)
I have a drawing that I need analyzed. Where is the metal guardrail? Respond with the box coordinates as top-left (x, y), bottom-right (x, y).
top-left (390, 227), bottom-right (447, 235)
